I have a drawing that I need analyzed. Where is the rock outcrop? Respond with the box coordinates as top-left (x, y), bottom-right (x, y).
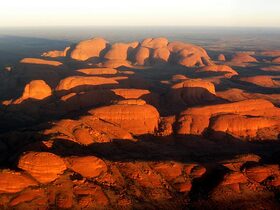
top-left (66, 156), bottom-right (107, 178)
top-left (0, 171), bottom-right (37, 193)
top-left (177, 99), bottom-right (280, 140)
top-left (197, 65), bottom-right (238, 77)
top-left (55, 76), bottom-right (118, 92)
top-left (20, 58), bottom-right (63, 66)
top-left (89, 100), bottom-right (160, 135)
top-left (70, 38), bottom-right (108, 61)
top-left (231, 53), bottom-right (258, 63)
top-left (18, 152), bottom-right (67, 183)
top-left (13, 80), bottom-right (52, 104)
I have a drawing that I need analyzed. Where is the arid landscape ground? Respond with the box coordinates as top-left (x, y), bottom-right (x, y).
top-left (1, 28), bottom-right (280, 209)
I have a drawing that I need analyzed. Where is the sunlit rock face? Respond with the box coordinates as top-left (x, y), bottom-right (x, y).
top-left (196, 65), bottom-right (238, 77)
top-left (13, 80), bottom-right (52, 104)
top-left (70, 37), bottom-right (108, 61)
top-left (177, 99), bottom-right (280, 140)
top-left (230, 53), bottom-right (258, 63)
top-left (88, 100), bottom-right (160, 135)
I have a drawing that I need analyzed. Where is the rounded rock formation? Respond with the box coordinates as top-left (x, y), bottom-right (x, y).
top-left (134, 47), bottom-right (150, 65)
top-left (66, 156), bottom-right (107, 178)
top-left (104, 42), bottom-right (139, 61)
top-left (16, 80), bottom-right (52, 103)
top-left (197, 65), bottom-right (238, 77)
top-left (70, 37), bottom-right (108, 61)
top-left (231, 53), bottom-right (258, 63)
top-left (141, 37), bottom-right (168, 49)
top-left (0, 171), bottom-right (37, 193)
top-left (218, 54), bottom-right (226, 61)
top-left (89, 102), bottom-right (160, 135)
top-left (18, 152), bottom-right (67, 184)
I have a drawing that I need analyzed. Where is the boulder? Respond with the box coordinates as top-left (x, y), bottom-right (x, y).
top-left (152, 47), bottom-right (170, 63)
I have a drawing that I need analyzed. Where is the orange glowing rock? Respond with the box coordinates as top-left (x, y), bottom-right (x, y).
top-left (104, 42), bottom-right (139, 60)
top-left (112, 88), bottom-right (150, 99)
top-left (9, 189), bottom-right (45, 207)
top-left (272, 57), bottom-right (280, 63)
top-left (42, 46), bottom-right (70, 58)
top-left (134, 47), bottom-right (150, 65)
top-left (245, 164), bottom-right (280, 183)
top-left (66, 156), bottom-right (107, 178)
top-left (177, 99), bottom-right (280, 136)
top-left (218, 54), bottom-right (226, 61)
top-left (89, 101), bottom-right (160, 135)
top-left (231, 53), bottom-right (258, 63)
top-left (239, 75), bottom-right (280, 88)
top-left (55, 76), bottom-right (118, 92)
top-left (0, 171), bottom-right (37, 193)
top-left (70, 37), bottom-right (108, 61)
top-left (18, 152), bottom-right (67, 184)
top-left (168, 41), bottom-right (212, 67)
top-left (209, 114), bottom-right (279, 139)
top-left (77, 68), bottom-right (117, 75)
top-left (20, 58), bottom-right (63, 66)
top-left (152, 47), bottom-right (170, 63)
top-left (197, 65), bottom-right (238, 76)
top-left (13, 80), bottom-right (52, 104)
top-left (168, 79), bottom-right (216, 107)
top-left (221, 171), bottom-right (248, 186)
top-left (141, 37), bottom-right (169, 49)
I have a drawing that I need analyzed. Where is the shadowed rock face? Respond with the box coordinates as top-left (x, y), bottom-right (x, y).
top-left (1, 35), bottom-right (280, 209)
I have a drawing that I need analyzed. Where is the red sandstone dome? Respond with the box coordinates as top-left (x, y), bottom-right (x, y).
top-left (134, 47), bottom-right (150, 65)
top-left (104, 42), bottom-right (139, 61)
top-left (141, 37), bottom-right (169, 49)
top-left (88, 100), bottom-right (160, 135)
top-left (177, 99), bottom-right (280, 140)
top-left (70, 37), bottom-right (108, 61)
top-left (18, 152), bottom-right (67, 184)
top-left (239, 75), bottom-right (280, 88)
top-left (13, 80), bottom-right (52, 104)
top-left (231, 53), bottom-right (258, 63)
top-left (196, 65), bottom-right (238, 77)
